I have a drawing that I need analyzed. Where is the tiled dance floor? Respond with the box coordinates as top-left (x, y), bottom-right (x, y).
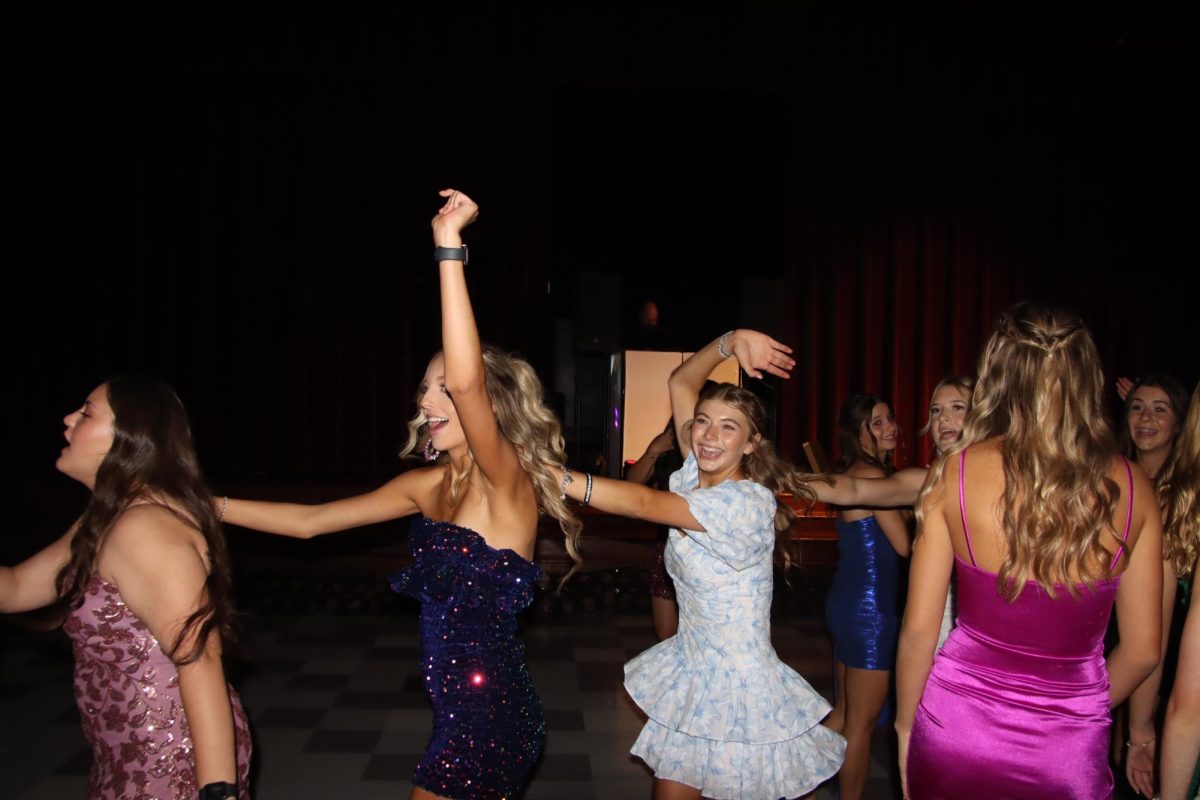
top-left (2, 608), bottom-right (898, 799)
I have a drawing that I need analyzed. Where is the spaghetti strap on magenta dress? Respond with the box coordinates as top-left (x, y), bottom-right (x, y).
top-left (906, 451), bottom-right (1134, 799)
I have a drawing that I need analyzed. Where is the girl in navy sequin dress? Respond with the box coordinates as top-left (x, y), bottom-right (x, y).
top-left (223, 190), bottom-right (582, 800)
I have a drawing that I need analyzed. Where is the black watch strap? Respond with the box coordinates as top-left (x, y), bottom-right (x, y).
top-left (433, 245), bottom-right (468, 265)
top-left (198, 781), bottom-right (237, 800)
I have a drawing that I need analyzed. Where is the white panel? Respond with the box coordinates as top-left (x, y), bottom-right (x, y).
top-left (621, 351), bottom-right (742, 466)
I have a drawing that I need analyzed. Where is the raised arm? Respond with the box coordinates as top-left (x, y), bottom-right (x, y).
top-left (1161, 580), bottom-right (1200, 800)
top-left (807, 467), bottom-right (927, 508)
top-left (624, 427), bottom-right (676, 485)
top-left (432, 189), bottom-right (523, 489)
top-left (895, 475), bottom-right (954, 797)
top-left (102, 507), bottom-right (240, 789)
top-left (669, 329), bottom-right (795, 458)
top-left (222, 468), bottom-right (432, 539)
top-left (1107, 468), bottom-right (1164, 707)
top-left (0, 523), bottom-right (77, 614)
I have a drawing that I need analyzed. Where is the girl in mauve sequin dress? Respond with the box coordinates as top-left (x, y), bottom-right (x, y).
top-left (0, 377), bottom-right (251, 800)
top-left (222, 190), bottom-right (582, 800)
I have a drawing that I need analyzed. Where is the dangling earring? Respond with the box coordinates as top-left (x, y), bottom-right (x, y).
top-left (422, 438), bottom-right (441, 462)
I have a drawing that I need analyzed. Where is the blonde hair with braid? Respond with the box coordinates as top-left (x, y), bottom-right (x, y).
top-left (1158, 382), bottom-right (1200, 580)
top-left (917, 302), bottom-right (1122, 600)
top-left (401, 346), bottom-right (583, 581)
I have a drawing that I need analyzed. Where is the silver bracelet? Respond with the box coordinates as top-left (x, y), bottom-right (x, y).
top-left (583, 473), bottom-right (594, 506)
top-left (219, 496), bottom-right (229, 522)
top-left (718, 330), bottom-right (734, 358)
top-left (559, 469), bottom-right (574, 501)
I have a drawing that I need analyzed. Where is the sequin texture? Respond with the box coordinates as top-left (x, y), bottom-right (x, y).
top-left (389, 517), bottom-right (545, 799)
top-left (63, 574), bottom-right (252, 800)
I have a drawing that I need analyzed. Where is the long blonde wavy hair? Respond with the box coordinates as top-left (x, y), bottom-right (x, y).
top-left (917, 302), bottom-right (1121, 600)
top-left (1158, 382), bottom-right (1200, 580)
top-left (401, 346), bottom-right (583, 580)
top-left (694, 383), bottom-right (821, 573)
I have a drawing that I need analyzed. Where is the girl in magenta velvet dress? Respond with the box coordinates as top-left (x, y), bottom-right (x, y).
top-left (0, 377), bottom-right (251, 800)
top-left (896, 302), bottom-right (1164, 799)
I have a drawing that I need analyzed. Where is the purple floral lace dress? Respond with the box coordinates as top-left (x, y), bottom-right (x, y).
top-left (63, 574), bottom-right (252, 800)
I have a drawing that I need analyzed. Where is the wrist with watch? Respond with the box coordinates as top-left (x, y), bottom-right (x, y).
top-left (433, 244), bottom-right (468, 265)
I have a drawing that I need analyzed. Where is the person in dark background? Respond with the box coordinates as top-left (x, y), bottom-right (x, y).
top-left (218, 190), bottom-right (582, 800)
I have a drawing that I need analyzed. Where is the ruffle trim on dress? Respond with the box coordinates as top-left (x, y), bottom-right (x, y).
top-left (624, 638), bottom-right (834, 744)
top-left (631, 717), bottom-right (844, 800)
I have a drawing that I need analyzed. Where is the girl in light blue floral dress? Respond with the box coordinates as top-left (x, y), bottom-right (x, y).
top-left (555, 329), bottom-right (846, 800)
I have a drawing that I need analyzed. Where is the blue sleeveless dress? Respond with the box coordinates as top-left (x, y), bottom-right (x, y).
top-left (825, 516), bottom-right (901, 670)
top-left (389, 517), bottom-right (545, 799)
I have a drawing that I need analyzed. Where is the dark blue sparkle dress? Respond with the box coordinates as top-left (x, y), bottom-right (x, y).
top-left (824, 516), bottom-right (900, 670)
top-left (389, 517), bottom-right (545, 799)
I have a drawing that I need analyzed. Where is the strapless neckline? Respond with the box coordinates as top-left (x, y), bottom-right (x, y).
top-left (418, 516), bottom-right (536, 567)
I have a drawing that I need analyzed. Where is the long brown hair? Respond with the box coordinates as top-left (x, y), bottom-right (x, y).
top-left (1117, 372), bottom-right (1190, 484)
top-left (693, 383), bottom-right (820, 572)
top-left (56, 377), bottom-right (236, 664)
top-left (402, 346), bottom-right (583, 580)
top-left (918, 302), bottom-right (1121, 599)
top-left (831, 393), bottom-right (895, 475)
top-left (1158, 382), bottom-right (1200, 580)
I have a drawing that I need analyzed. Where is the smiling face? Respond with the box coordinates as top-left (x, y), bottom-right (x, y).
top-left (928, 384), bottom-right (970, 453)
top-left (1127, 385), bottom-right (1179, 457)
top-left (418, 354), bottom-right (466, 455)
top-left (57, 384), bottom-right (115, 488)
top-left (690, 398), bottom-right (756, 486)
top-left (859, 401), bottom-right (897, 458)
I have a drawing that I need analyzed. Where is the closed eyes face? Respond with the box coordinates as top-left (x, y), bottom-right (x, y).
top-left (57, 384), bottom-right (115, 488)
top-left (1127, 386), bottom-right (1178, 454)
top-left (929, 385), bottom-right (970, 453)
top-left (418, 354), bottom-right (464, 452)
top-left (860, 402), bottom-right (897, 456)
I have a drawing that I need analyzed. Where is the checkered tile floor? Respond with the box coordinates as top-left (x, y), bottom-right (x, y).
top-left (2, 608), bottom-right (898, 799)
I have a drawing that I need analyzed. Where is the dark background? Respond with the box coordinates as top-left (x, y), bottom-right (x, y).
top-left (5, 3), bottom-right (1198, 558)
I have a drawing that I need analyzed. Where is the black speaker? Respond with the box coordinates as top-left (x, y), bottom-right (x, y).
top-left (574, 272), bottom-right (622, 353)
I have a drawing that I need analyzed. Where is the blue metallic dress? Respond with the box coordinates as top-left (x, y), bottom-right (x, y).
top-left (825, 516), bottom-right (900, 670)
top-left (389, 517), bottom-right (545, 799)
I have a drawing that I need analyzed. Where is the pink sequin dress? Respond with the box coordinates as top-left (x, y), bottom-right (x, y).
top-left (63, 574), bottom-right (252, 800)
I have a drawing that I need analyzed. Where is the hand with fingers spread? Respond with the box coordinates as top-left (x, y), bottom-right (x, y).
top-left (432, 188), bottom-right (479, 246)
top-left (1116, 376), bottom-right (1134, 402)
top-left (728, 329), bottom-right (796, 380)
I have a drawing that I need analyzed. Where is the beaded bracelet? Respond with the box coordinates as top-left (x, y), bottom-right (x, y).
top-left (559, 469), bottom-right (574, 501)
top-left (219, 496), bottom-right (229, 522)
top-left (718, 330), bottom-right (734, 358)
top-left (583, 473), bottom-right (594, 506)
top-left (1125, 737), bottom-right (1156, 749)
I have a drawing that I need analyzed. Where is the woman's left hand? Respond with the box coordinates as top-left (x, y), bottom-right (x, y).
top-left (729, 329), bottom-right (795, 379)
top-left (432, 189), bottom-right (479, 245)
top-left (1125, 737), bottom-right (1157, 797)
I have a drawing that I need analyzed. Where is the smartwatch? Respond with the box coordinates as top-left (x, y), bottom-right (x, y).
top-left (433, 245), bottom-right (469, 265)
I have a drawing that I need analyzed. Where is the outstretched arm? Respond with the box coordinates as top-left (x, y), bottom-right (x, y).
top-left (807, 468), bottom-right (927, 508)
top-left (222, 468), bottom-right (431, 539)
top-left (432, 189), bottom-right (524, 489)
top-left (551, 465), bottom-right (703, 532)
top-left (668, 330), bottom-right (794, 458)
top-left (0, 523), bottom-right (78, 614)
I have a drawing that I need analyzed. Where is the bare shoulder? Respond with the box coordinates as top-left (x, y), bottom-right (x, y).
top-left (101, 504), bottom-right (207, 575)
